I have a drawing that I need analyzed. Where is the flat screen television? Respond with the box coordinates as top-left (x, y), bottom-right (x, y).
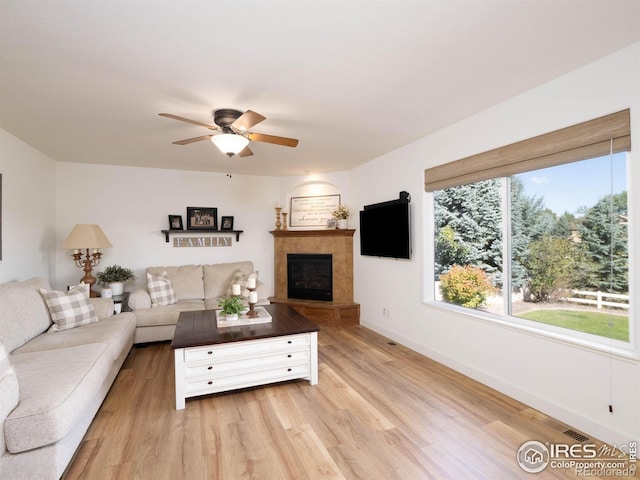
top-left (359, 198), bottom-right (411, 259)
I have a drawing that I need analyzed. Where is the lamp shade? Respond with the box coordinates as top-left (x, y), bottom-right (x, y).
top-left (211, 134), bottom-right (249, 156)
top-left (62, 224), bottom-right (113, 249)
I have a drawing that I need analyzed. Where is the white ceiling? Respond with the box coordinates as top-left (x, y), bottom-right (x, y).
top-left (1, 1), bottom-right (639, 177)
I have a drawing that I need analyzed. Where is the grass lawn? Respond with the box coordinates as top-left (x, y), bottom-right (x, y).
top-left (518, 309), bottom-right (629, 341)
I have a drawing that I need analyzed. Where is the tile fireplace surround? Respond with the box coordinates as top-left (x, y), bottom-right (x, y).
top-left (269, 229), bottom-right (360, 326)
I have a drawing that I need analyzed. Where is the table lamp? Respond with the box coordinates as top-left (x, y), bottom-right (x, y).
top-left (62, 224), bottom-right (112, 297)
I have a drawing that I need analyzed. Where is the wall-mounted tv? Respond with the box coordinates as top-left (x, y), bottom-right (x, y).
top-left (359, 193), bottom-right (411, 259)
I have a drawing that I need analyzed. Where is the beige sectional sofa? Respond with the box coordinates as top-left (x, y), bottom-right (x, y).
top-left (128, 261), bottom-right (269, 344)
top-left (0, 276), bottom-right (136, 480)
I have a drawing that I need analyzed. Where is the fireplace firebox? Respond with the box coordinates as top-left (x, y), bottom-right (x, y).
top-left (287, 253), bottom-right (333, 301)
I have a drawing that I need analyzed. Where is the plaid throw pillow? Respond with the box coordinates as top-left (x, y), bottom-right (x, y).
top-left (226, 270), bottom-right (259, 299)
top-left (147, 271), bottom-right (177, 307)
top-left (40, 283), bottom-right (98, 332)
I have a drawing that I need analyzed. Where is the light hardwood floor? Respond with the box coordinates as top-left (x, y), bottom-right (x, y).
top-left (64, 325), bottom-right (622, 479)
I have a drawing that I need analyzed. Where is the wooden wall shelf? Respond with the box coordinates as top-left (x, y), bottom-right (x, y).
top-left (161, 229), bottom-right (244, 243)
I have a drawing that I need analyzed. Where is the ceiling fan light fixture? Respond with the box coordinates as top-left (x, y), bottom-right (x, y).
top-left (211, 133), bottom-right (249, 157)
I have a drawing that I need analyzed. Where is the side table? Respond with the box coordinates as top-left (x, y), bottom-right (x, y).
top-left (112, 292), bottom-right (130, 314)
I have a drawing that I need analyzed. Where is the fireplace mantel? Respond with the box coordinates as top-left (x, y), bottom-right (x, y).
top-left (270, 229), bottom-right (355, 238)
top-left (269, 229), bottom-right (359, 326)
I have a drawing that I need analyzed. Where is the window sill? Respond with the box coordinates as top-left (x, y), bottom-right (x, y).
top-left (423, 300), bottom-right (639, 362)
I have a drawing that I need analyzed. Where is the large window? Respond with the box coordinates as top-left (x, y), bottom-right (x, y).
top-left (426, 111), bottom-right (631, 345)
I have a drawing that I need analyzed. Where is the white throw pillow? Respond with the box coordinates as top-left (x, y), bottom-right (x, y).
top-left (40, 283), bottom-right (98, 332)
top-left (147, 271), bottom-right (177, 307)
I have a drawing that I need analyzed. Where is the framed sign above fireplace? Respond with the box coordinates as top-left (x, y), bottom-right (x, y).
top-left (290, 194), bottom-right (340, 228)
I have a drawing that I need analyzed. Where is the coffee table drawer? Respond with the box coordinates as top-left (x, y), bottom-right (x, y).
top-left (183, 334), bottom-right (311, 363)
top-left (186, 362), bottom-right (310, 395)
top-left (185, 348), bottom-right (310, 378)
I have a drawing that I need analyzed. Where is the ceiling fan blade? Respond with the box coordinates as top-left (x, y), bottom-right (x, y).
top-left (248, 132), bottom-right (299, 147)
top-left (159, 113), bottom-right (219, 130)
top-left (172, 134), bottom-right (214, 145)
top-left (232, 110), bottom-right (266, 131)
top-left (238, 146), bottom-right (253, 157)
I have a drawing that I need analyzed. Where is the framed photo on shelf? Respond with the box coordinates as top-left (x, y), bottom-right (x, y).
top-left (186, 207), bottom-right (218, 230)
top-left (168, 215), bottom-right (183, 231)
top-left (326, 218), bottom-right (337, 230)
top-left (221, 216), bottom-right (234, 231)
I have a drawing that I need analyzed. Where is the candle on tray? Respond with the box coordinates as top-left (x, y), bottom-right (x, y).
top-left (249, 291), bottom-right (258, 304)
top-left (232, 284), bottom-right (241, 296)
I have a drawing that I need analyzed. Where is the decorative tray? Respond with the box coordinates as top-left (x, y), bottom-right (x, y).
top-left (215, 306), bottom-right (272, 327)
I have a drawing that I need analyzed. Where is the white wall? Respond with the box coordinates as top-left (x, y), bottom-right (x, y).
top-left (54, 164), bottom-right (354, 293)
top-left (55, 163), bottom-right (283, 292)
top-left (0, 129), bottom-right (57, 283)
top-left (0, 128), bottom-right (355, 294)
top-left (352, 42), bottom-right (640, 445)
top-left (277, 170), bottom-right (354, 228)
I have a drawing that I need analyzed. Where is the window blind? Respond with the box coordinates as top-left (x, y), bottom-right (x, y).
top-left (424, 109), bottom-right (631, 192)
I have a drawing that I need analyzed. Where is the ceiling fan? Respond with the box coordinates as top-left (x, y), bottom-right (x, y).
top-left (159, 108), bottom-right (299, 157)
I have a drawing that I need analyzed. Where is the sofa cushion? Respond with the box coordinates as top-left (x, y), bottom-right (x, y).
top-left (203, 261), bottom-right (254, 299)
top-left (128, 289), bottom-right (152, 310)
top-left (134, 300), bottom-right (205, 328)
top-left (5, 343), bottom-right (112, 453)
top-left (13, 313), bottom-right (136, 363)
top-left (90, 297), bottom-right (115, 321)
top-left (0, 340), bottom-right (13, 378)
top-left (147, 265), bottom-right (203, 300)
top-left (0, 341), bottom-right (19, 454)
top-left (0, 277), bottom-right (53, 353)
top-left (147, 272), bottom-right (177, 307)
top-left (40, 284), bottom-right (98, 332)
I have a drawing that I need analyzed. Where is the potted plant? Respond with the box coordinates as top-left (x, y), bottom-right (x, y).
top-left (332, 204), bottom-right (350, 229)
top-left (217, 296), bottom-right (246, 320)
top-left (97, 265), bottom-right (136, 296)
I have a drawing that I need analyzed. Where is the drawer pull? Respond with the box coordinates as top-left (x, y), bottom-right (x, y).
top-left (287, 354), bottom-right (292, 358)
top-left (207, 351), bottom-right (213, 355)
top-left (208, 381), bottom-right (213, 385)
top-left (207, 366), bottom-right (213, 370)
top-left (287, 340), bottom-right (292, 344)
top-left (287, 368), bottom-right (292, 372)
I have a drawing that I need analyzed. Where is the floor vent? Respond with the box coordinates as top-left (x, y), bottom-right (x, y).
top-left (387, 342), bottom-right (397, 346)
top-left (563, 429), bottom-right (589, 442)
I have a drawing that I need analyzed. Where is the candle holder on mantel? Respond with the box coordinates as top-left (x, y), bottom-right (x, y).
top-left (275, 207), bottom-right (282, 230)
top-left (281, 212), bottom-right (288, 230)
top-left (246, 286), bottom-right (258, 318)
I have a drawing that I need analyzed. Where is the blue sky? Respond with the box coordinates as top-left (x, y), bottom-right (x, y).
top-left (516, 153), bottom-right (628, 216)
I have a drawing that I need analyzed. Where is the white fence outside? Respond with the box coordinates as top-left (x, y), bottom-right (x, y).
top-left (565, 290), bottom-right (630, 310)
